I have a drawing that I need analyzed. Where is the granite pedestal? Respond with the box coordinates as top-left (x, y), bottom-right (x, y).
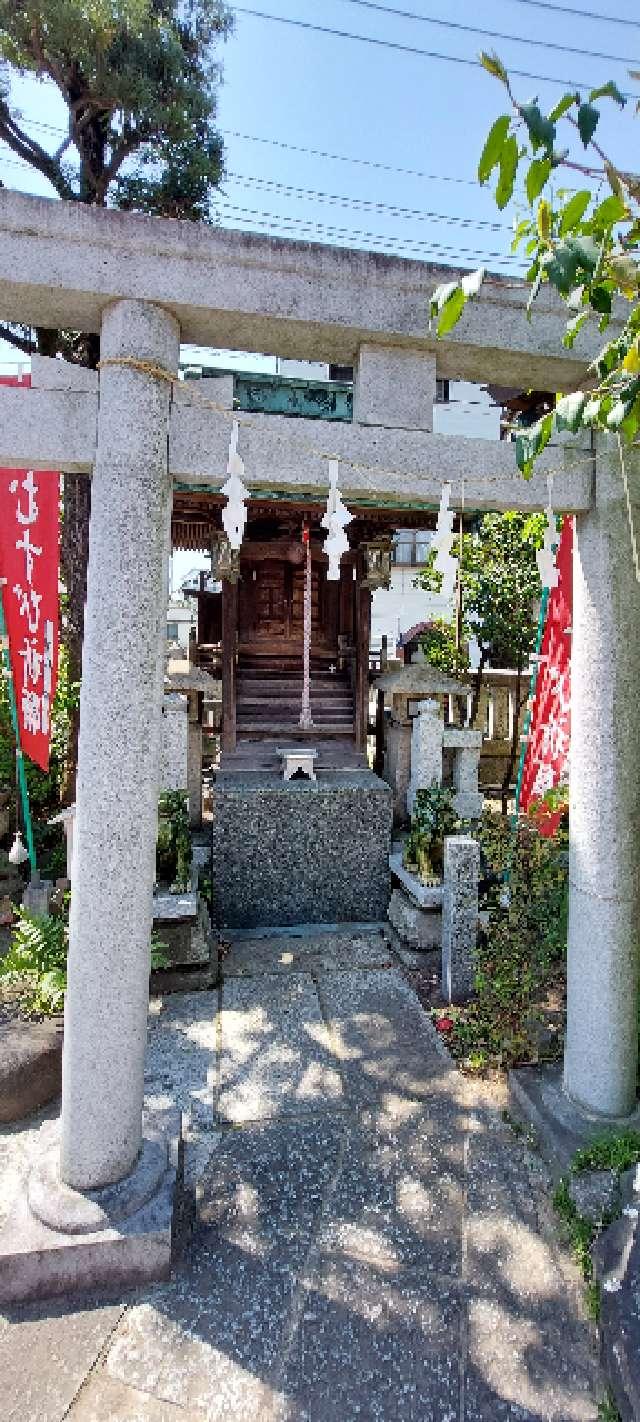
top-left (387, 853), bottom-right (442, 949)
top-left (212, 770), bottom-right (392, 928)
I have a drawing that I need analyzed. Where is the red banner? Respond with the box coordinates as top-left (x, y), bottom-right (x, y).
top-left (0, 375), bottom-right (60, 771)
top-left (519, 517), bottom-right (573, 828)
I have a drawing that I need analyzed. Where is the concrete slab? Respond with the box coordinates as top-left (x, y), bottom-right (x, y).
top-left (222, 928), bottom-right (393, 977)
top-left (217, 974), bottom-right (343, 1124)
top-left (106, 1232), bottom-right (299, 1422)
top-left (276, 1261), bottom-right (461, 1422)
top-left (316, 967), bottom-right (449, 1115)
top-left (0, 1295), bottom-right (124, 1422)
top-left (68, 1372), bottom-right (201, 1422)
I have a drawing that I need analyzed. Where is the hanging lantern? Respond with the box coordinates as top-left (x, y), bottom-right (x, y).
top-left (362, 537), bottom-right (392, 590)
top-left (432, 482), bottom-right (457, 603)
top-left (210, 532), bottom-right (241, 583)
top-left (221, 420), bottom-right (249, 551)
top-left (321, 459), bottom-right (352, 580)
top-left (9, 829), bottom-right (29, 866)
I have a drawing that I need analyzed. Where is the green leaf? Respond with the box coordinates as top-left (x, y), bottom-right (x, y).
top-left (478, 115), bottom-right (511, 184)
top-left (495, 135), bottom-right (518, 210)
top-left (537, 198), bottom-right (552, 241)
top-left (620, 404), bottom-right (640, 441)
top-left (591, 194), bottom-right (627, 229)
top-left (430, 280), bottom-right (458, 319)
top-left (590, 284), bottom-right (613, 314)
top-left (520, 102), bottom-right (556, 153)
top-left (568, 234), bottom-right (600, 273)
top-left (562, 311), bottom-right (589, 349)
top-left (543, 243), bottom-right (581, 296)
top-left (511, 217), bottom-right (532, 252)
top-left (526, 157), bottom-right (551, 205)
top-left (608, 253), bottom-right (640, 292)
top-left (515, 412), bottom-right (553, 478)
top-left (577, 103), bottom-right (599, 147)
top-left (589, 81), bottom-right (626, 107)
top-left (555, 391), bottom-right (587, 432)
top-left (480, 51), bottom-right (509, 86)
top-left (558, 190), bottom-right (591, 235)
top-left (437, 287), bottom-right (466, 335)
top-left (461, 266), bottom-right (485, 297)
top-left (526, 268), bottom-right (543, 316)
top-left (549, 91), bottom-right (580, 122)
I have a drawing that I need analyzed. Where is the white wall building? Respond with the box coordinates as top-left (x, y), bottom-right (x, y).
top-left (371, 379), bottom-right (501, 653)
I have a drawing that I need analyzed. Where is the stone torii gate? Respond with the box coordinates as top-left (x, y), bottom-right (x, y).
top-left (0, 189), bottom-right (637, 1300)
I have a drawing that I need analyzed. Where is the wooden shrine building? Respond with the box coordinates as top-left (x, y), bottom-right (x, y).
top-left (171, 369), bottom-right (433, 770)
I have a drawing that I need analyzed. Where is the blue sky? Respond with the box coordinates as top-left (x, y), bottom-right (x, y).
top-left (1, 0), bottom-right (639, 292)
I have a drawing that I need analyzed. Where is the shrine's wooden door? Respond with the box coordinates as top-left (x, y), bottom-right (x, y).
top-left (238, 555), bottom-right (335, 656)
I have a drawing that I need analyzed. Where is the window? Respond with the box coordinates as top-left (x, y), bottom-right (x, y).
top-left (436, 378), bottom-right (450, 403)
top-left (391, 530), bottom-right (433, 567)
top-left (329, 364), bottom-right (354, 383)
top-left (167, 621), bottom-right (180, 641)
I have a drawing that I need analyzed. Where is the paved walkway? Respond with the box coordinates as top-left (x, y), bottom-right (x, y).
top-left (0, 927), bottom-right (602, 1421)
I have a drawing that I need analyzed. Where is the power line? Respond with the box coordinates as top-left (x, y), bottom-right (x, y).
top-left (212, 199), bottom-right (525, 264)
top-left (225, 171), bottom-right (512, 230)
top-left (0, 144), bottom-right (522, 237)
top-left (500, 0), bottom-right (640, 31)
top-left (8, 117), bottom-right (487, 189)
top-left (231, 5), bottom-right (635, 94)
top-left (334, 0), bottom-right (637, 66)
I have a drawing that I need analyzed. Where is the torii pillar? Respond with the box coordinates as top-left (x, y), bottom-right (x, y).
top-left (0, 299), bottom-right (182, 1302)
top-left (563, 438), bottom-right (640, 1118)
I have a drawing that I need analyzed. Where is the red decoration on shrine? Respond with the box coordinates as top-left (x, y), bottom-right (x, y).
top-left (302, 525), bottom-right (310, 545)
top-left (0, 376), bottom-right (60, 772)
top-left (519, 516), bottom-right (573, 829)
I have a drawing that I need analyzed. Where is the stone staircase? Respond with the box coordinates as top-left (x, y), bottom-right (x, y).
top-left (236, 654), bottom-right (355, 738)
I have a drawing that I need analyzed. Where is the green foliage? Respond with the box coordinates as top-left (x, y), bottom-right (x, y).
top-left (156, 791), bottom-right (192, 892)
top-left (450, 812), bottom-right (568, 1070)
top-left (552, 1177), bottom-right (600, 1317)
top-left (0, 906), bottom-right (68, 1016)
top-left (0, 0), bottom-right (232, 218)
top-left (418, 512), bottom-right (544, 672)
top-left (572, 1131), bottom-right (640, 1177)
top-left (1, 903), bottom-right (173, 1013)
top-left (429, 58), bottom-right (640, 472)
top-left (417, 619), bottom-right (470, 678)
top-left (598, 1394), bottom-right (622, 1422)
top-left (404, 785), bottom-right (459, 881)
top-left (150, 935), bottom-right (171, 971)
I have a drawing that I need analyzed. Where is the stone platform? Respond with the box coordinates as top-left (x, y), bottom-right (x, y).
top-left (212, 770), bottom-right (392, 928)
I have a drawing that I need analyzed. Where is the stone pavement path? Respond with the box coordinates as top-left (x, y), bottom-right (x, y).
top-left (0, 926), bottom-right (603, 1421)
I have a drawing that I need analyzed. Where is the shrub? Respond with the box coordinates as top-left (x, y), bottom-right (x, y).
top-left (449, 812), bottom-right (568, 1070)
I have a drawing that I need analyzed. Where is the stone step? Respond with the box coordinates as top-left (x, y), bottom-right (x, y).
top-left (235, 722), bottom-right (356, 737)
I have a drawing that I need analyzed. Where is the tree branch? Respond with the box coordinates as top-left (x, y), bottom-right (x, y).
top-left (0, 106), bottom-right (76, 201)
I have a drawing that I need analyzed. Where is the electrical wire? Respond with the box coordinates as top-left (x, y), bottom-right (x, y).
top-left (225, 172), bottom-right (512, 231)
top-left (500, 0), bottom-right (640, 31)
top-left (333, 0), bottom-right (637, 67)
top-left (211, 199), bottom-right (525, 264)
top-left (230, 5), bottom-right (636, 95)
